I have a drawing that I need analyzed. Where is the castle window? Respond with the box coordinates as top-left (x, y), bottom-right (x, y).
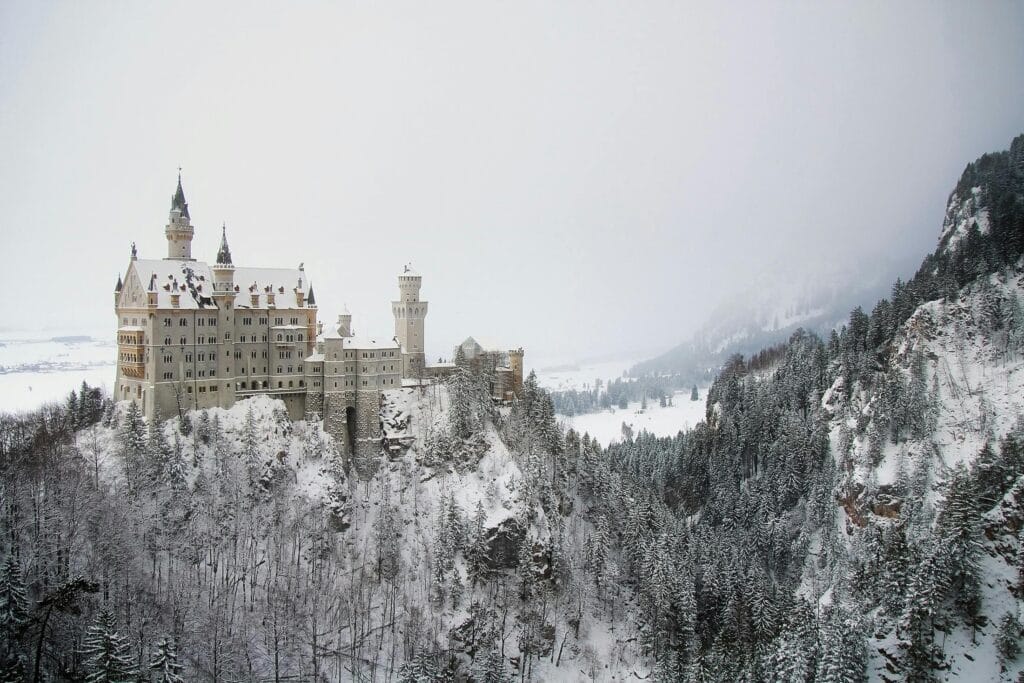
top-left (210, 385), bottom-right (217, 392)
top-left (163, 318), bottom-right (171, 327)
top-left (277, 334), bottom-right (283, 341)
top-left (199, 386), bottom-right (206, 393)
top-left (164, 337), bottom-right (171, 345)
top-left (197, 318), bottom-right (204, 327)
top-left (240, 381), bottom-right (247, 389)
top-left (290, 317), bottom-right (298, 325)
top-left (241, 367), bottom-right (246, 374)
top-left (180, 319), bottom-right (187, 326)
top-left (251, 351), bottom-right (257, 358)
top-left (259, 317), bottom-right (268, 325)
top-left (274, 317), bottom-right (283, 325)
top-left (187, 386), bottom-right (192, 393)
top-left (288, 381), bottom-right (293, 387)
top-left (298, 334), bottom-right (304, 341)
top-left (277, 366), bottom-right (283, 373)
top-left (209, 318), bottom-right (216, 326)
top-left (186, 370), bottom-right (192, 378)
top-left (299, 380), bottom-right (304, 387)
top-left (185, 353), bottom-right (192, 362)
top-left (277, 381), bottom-right (282, 388)
top-left (224, 332), bottom-right (230, 341)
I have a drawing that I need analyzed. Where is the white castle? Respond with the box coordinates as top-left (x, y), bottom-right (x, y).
top-left (114, 175), bottom-right (523, 458)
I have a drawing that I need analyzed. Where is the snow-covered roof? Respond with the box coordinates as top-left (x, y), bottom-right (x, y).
top-left (235, 266), bottom-right (307, 309)
top-left (457, 336), bottom-right (507, 357)
top-left (342, 336), bottom-right (399, 350)
top-left (305, 352), bottom-right (325, 362)
top-left (125, 259), bottom-right (310, 311)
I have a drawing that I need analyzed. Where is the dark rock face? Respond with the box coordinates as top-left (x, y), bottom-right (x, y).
top-left (485, 518), bottom-right (525, 570)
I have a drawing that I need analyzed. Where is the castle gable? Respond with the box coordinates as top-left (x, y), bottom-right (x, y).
top-left (118, 263), bottom-right (148, 309)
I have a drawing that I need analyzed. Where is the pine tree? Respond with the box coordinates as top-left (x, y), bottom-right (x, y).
top-left (241, 406), bottom-right (260, 465)
top-left (118, 401), bottom-right (147, 491)
top-left (80, 609), bottom-right (136, 683)
top-left (691, 385), bottom-right (699, 401)
top-left (149, 636), bottom-right (185, 683)
top-left (0, 555), bottom-right (29, 679)
top-left (815, 605), bottom-right (866, 683)
top-left (477, 647), bottom-right (508, 683)
top-left (466, 501), bottom-right (490, 586)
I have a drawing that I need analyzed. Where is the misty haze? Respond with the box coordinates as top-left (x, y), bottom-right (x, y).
top-left (1, 2), bottom-right (1023, 681)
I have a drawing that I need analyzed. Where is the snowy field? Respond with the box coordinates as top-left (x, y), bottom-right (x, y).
top-left (533, 356), bottom-right (712, 446)
top-left (558, 388), bottom-right (709, 446)
top-left (0, 331), bottom-right (114, 413)
top-left (533, 357), bottom-right (634, 393)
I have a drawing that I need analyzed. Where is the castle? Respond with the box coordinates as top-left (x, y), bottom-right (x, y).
top-left (114, 175), bottom-right (523, 458)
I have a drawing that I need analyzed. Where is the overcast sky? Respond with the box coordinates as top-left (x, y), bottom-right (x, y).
top-left (1, 1), bottom-right (1022, 364)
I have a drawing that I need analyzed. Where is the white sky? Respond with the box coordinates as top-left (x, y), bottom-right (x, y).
top-left (1, 1), bottom-right (1022, 362)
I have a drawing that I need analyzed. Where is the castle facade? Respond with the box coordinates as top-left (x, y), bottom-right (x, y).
top-left (114, 176), bottom-right (523, 458)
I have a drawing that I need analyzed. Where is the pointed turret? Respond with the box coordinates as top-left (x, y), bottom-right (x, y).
top-left (170, 172), bottom-right (190, 219)
top-left (211, 223), bottom-right (236, 295)
top-left (115, 274), bottom-right (123, 293)
top-left (165, 171), bottom-right (195, 260)
top-left (306, 285), bottom-right (316, 306)
top-left (216, 223), bottom-right (233, 265)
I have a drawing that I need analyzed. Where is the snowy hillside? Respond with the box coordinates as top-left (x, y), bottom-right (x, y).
top-left (824, 269), bottom-right (1024, 682)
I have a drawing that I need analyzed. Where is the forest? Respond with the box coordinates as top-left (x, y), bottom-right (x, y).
top-left (1, 136), bottom-right (1024, 681)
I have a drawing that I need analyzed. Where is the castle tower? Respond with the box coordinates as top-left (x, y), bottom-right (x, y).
top-left (337, 305), bottom-right (352, 337)
top-left (165, 173), bottom-right (195, 260)
top-left (392, 264), bottom-right (428, 378)
top-left (210, 224), bottom-right (236, 408)
top-left (509, 348), bottom-right (525, 397)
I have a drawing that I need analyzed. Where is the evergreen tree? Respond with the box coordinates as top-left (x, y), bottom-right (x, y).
top-left (80, 609), bottom-right (136, 683)
top-left (117, 401), bottom-right (147, 492)
top-left (0, 555), bottom-right (29, 679)
top-left (691, 385), bottom-right (699, 401)
top-left (149, 636), bottom-right (185, 683)
top-left (476, 647), bottom-right (508, 683)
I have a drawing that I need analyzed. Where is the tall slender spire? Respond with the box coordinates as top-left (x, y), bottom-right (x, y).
top-left (170, 170), bottom-right (190, 219)
top-left (216, 222), bottom-right (233, 265)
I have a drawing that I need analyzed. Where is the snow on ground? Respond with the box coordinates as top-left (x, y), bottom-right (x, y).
top-left (0, 332), bottom-right (115, 413)
top-left (559, 388), bottom-right (709, 447)
top-left (0, 366), bottom-right (113, 414)
top-left (534, 357), bottom-right (635, 393)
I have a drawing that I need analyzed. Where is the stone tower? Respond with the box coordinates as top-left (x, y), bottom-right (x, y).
top-left (211, 224), bottom-right (237, 408)
top-left (392, 264), bottom-right (427, 378)
top-left (509, 348), bottom-right (525, 397)
top-left (166, 173), bottom-right (195, 260)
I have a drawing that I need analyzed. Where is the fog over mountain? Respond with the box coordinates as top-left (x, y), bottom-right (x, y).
top-left (1, 2), bottom-right (1022, 362)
